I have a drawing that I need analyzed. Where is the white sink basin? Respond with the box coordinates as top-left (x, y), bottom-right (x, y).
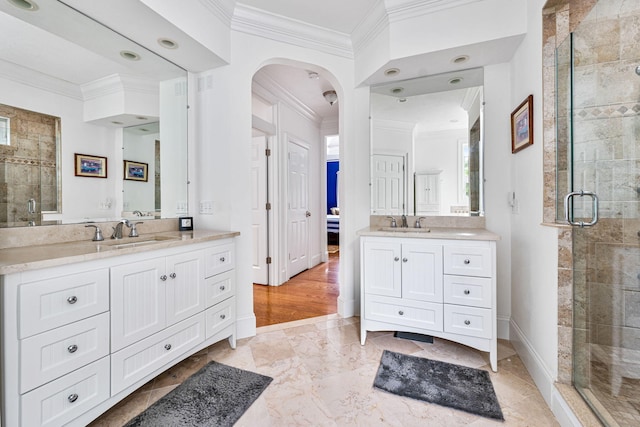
top-left (379, 227), bottom-right (431, 233)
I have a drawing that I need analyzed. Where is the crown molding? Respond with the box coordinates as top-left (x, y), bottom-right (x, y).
top-left (460, 86), bottom-right (481, 112)
top-left (0, 59), bottom-right (82, 101)
top-left (253, 73), bottom-right (322, 125)
top-left (231, 4), bottom-right (353, 59)
top-left (352, 1), bottom-right (389, 55)
top-left (81, 74), bottom-right (159, 101)
top-left (384, 0), bottom-right (485, 23)
top-left (199, 0), bottom-right (235, 27)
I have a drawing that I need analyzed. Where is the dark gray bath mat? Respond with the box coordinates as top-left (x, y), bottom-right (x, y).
top-left (124, 361), bottom-right (273, 427)
top-left (373, 350), bottom-right (504, 421)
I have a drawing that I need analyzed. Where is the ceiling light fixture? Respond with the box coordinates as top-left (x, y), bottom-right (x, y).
top-left (120, 50), bottom-right (141, 61)
top-left (323, 90), bottom-right (338, 106)
top-left (7, 0), bottom-right (38, 11)
top-left (384, 68), bottom-right (400, 77)
top-left (398, 98), bottom-right (407, 103)
top-left (157, 38), bottom-right (178, 49)
top-left (308, 71), bottom-right (319, 79)
top-left (448, 77), bottom-right (463, 85)
top-left (111, 121), bottom-right (124, 125)
top-left (136, 116), bottom-right (148, 120)
top-left (452, 55), bottom-right (469, 64)
top-left (391, 87), bottom-right (404, 95)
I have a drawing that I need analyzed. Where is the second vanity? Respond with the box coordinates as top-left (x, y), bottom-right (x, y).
top-left (0, 227), bottom-right (239, 426)
top-left (359, 223), bottom-right (500, 371)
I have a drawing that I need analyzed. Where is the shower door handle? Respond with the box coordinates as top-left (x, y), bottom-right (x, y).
top-left (564, 190), bottom-right (599, 227)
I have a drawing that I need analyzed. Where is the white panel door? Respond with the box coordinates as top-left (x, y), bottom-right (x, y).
top-left (111, 258), bottom-right (166, 351)
top-left (402, 243), bottom-right (443, 303)
top-left (251, 135), bottom-right (269, 284)
top-left (165, 251), bottom-right (205, 326)
top-left (415, 173), bottom-right (441, 214)
top-left (371, 154), bottom-right (404, 215)
top-left (362, 241), bottom-right (402, 298)
top-left (288, 140), bottom-right (310, 278)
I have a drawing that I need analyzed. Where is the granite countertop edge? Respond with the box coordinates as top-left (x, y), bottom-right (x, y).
top-left (357, 227), bottom-right (501, 241)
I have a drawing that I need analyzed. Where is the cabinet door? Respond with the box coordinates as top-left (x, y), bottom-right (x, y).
top-left (111, 258), bottom-right (166, 351)
top-left (402, 243), bottom-right (443, 302)
top-left (363, 241), bottom-right (401, 297)
top-left (166, 251), bottom-right (205, 326)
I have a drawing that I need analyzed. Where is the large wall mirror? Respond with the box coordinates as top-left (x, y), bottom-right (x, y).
top-left (370, 68), bottom-right (484, 217)
top-left (0, 0), bottom-right (188, 227)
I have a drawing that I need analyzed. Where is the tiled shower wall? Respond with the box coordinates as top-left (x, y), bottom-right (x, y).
top-left (0, 104), bottom-right (59, 226)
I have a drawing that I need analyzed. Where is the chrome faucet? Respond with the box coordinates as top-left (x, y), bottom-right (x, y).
top-left (415, 217), bottom-right (426, 228)
top-left (387, 216), bottom-right (397, 228)
top-left (132, 210), bottom-right (143, 217)
top-left (401, 214), bottom-right (408, 228)
top-left (111, 219), bottom-right (130, 239)
top-left (128, 221), bottom-right (143, 237)
top-left (85, 224), bottom-right (104, 241)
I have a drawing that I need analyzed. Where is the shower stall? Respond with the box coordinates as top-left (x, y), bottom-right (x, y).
top-left (557, 1), bottom-right (640, 425)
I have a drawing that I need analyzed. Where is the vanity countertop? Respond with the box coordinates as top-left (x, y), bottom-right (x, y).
top-left (358, 226), bottom-right (500, 241)
top-left (0, 229), bottom-right (240, 275)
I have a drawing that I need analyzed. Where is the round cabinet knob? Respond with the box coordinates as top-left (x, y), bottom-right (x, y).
top-left (464, 320), bottom-right (471, 326)
top-left (402, 258), bottom-right (408, 263)
top-left (220, 256), bottom-right (226, 262)
top-left (220, 314), bottom-right (226, 320)
top-left (463, 289), bottom-right (471, 295)
top-left (67, 296), bottom-right (78, 304)
top-left (160, 275), bottom-right (167, 281)
top-left (398, 310), bottom-right (404, 316)
top-left (67, 344), bottom-right (78, 354)
top-left (220, 285), bottom-right (226, 291)
top-left (164, 344), bottom-right (172, 351)
top-left (68, 393), bottom-right (79, 403)
top-left (463, 259), bottom-right (471, 265)
top-left (394, 257), bottom-right (400, 262)
top-left (170, 273), bottom-right (177, 279)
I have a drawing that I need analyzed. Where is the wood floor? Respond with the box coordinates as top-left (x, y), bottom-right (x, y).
top-left (253, 251), bottom-right (339, 327)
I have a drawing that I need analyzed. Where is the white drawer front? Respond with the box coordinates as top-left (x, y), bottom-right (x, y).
top-left (111, 313), bottom-right (205, 394)
top-left (205, 270), bottom-right (235, 308)
top-left (204, 243), bottom-right (235, 278)
top-left (443, 275), bottom-right (492, 308)
top-left (19, 269), bottom-right (109, 338)
top-left (21, 313), bottom-right (110, 394)
top-left (21, 357), bottom-right (110, 427)
top-left (205, 296), bottom-right (236, 339)
top-left (365, 295), bottom-right (443, 332)
top-left (444, 304), bottom-right (492, 339)
top-left (444, 246), bottom-right (492, 277)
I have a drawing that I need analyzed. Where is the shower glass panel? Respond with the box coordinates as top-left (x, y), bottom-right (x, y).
top-left (563, 1), bottom-right (640, 425)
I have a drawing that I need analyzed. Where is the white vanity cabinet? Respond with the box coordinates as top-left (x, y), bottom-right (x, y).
top-left (0, 235), bottom-right (237, 427)
top-left (360, 235), bottom-right (498, 371)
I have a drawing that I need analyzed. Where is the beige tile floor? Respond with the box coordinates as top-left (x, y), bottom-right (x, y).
top-left (90, 315), bottom-right (559, 426)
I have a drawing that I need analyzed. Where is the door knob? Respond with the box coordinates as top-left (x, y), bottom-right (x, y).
top-left (306, 211), bottom-right (311, 217)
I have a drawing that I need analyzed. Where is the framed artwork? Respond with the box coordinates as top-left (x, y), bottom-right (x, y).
top-left (74, 153), bottom-right (107, 178)
top-left (124, 160), bottom-right (148, 182)
top-left (511, 95), bottom-right (534, 153)
top-left (178, 216), bottom-right (193, 231)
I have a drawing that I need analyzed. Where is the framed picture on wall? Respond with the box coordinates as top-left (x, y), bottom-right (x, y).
top-left (124, 160), bottom-right (148, 182)
top-left (511, 95), bottom-right (534, 153)
top-left (74, 153), bottom-right (107, 178)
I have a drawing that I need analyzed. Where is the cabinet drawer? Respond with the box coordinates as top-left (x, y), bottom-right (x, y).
top-left (21, 356), bottom-right (110, 427)
top-left (444, 304), bottom-right (492, 339)
top-left (21, 313), bottom-right (110, 394)
top-left (205, 296), bottom-right (236, 338)
top-left (204, 243), bottom-right (235, 278)
top-left (19, 269), bottom-right (109, 339)
top-left (444, 246), bottom-right (492, 277)
top-left (205, 270), bottom-right (235, 308)
top-left (111, 313), bottom-right (205, 394)
top-left (365, 294), bottom-right (443, 332)
top-left (443, 275), bottom-right (492, 308)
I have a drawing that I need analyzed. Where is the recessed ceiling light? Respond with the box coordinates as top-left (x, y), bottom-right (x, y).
top-left (398, 98), bottom-right (407, 103)
top-left (452, 55), bottom-right (469, 64)
top-left (136, 116), bottom-right (148, 120)
top-left (158, 38), bottom-right (178, 49)
top-left (140, 128), bottom-right (149, 132)
top-left (448, 77), bottom-right (463, 85)
top-left (7, 0), bottom-right (38, 11)
top-left (450, 119), bottom-right (459, 123)
top-left (308, 71), bottom-right (319, 80)
top-left (390, 87), bottom-right (404, 94)
top-left (120, 50), bottom-right (141, 61)
top-left (384, 68), bottom-right (400, 77)
top-left (111, 121), bottom-right (124, 125)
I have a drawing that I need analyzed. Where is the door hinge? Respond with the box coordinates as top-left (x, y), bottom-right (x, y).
top-left (266, 256), bottom-right (272, 264)
top-left (266, 202), bottom-right (271, 210)
top-left (265, 148), bottom-right (271, 156)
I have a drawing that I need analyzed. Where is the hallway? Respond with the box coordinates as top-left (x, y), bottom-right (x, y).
top-left (254, 252), bottom-right (339, 327)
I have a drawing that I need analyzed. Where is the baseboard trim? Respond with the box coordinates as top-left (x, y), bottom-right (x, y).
top-left (497, 315), bottom-right (510, 340)
top-left (236, 313), bottom-right (257, 339)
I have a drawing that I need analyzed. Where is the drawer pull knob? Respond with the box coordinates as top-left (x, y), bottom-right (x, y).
top-left (164, 344), bottom-right (172, 351)
top-left (220, 285), bottom-right (226, 291)
top-left (394, 257), bottom-right (399, 262)
top-left (398, 310), bottom-right (404, 316)
top-left (464, 259), bottom-right (471, 265)
top-left (464, 320), bottom-right (471, 325)
top-left (67, 296), bottom-right (78, 304)
top-left (160, 275), bottom-right (167, 281)
top-left (402, 258), bottom-right (408, 263)
top-left (463, 289), bottom-right (471, 295)
top-left (220, 314), bottom-right (226, 320)
top-left (170, 273), bottom-right (177, 279)
top-left (68, 393), bottom-right (79, 403)
top-left (220, 256), bottom-right (226, 262)
top-left (67, 344), bottom-right (78, 354)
